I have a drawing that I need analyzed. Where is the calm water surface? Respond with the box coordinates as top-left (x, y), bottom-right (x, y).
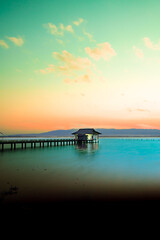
top-left (1, 137), bottom-right (160, 203)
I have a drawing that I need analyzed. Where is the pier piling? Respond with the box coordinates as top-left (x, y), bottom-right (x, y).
top-left (0, 138), bottom-right (97, 151)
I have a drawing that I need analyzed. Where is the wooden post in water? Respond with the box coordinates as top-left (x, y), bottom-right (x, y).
top-left (0, 138), bottom-right (79, 151)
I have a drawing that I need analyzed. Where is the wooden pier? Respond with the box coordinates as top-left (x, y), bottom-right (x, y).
top-left (0, 138), bottom-right (97, 151)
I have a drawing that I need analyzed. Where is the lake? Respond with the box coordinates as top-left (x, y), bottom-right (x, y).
top-left (1, 137), bottom-right (160, 206)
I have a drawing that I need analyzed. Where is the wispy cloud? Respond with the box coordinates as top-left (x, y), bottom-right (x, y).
top-left (7, 36), bottom-right (24, 46)
top-left (127, 108), bottom-right (150, 112)
top-left (133, 46), bottom-right (144, 59)
top-left (60, 23), bottom-right (74, 33)
top-left (136, 108), bottom-right (150, 112)
top-left (44, 22), bottom-right (74, 36)
top-left (144, 37), bottom-right (160, 50)
top-left (46, 23), bottom-right (63, 36)
top-left (136, 124), bottom-right (154, 129)
top-left (73, 18), bottom-right (84, 26)
top-left (83, 30), bottom-right (95, 42)
top-left (53, 50), bottom-right (91, 72)
top-left (0, 40), bottom-right (9, 49)
top-left (64, 73), bottom-right (91, 84)
top-left (38, 50), bottom-right (93, 84)
top-left (85, 42), bottom-right (116, 61)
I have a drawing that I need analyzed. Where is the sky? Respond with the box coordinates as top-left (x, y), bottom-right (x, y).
top-left (1, 0), bottom-right (160, 134)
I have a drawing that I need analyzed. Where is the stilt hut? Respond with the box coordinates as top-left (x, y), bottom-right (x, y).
top-left (72, 128), bottom-right (101, 142)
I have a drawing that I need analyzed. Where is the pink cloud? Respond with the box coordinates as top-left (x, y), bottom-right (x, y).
top-left (38, 49), bottom-right (107, 84)
top-left (133, 46), bottom-right (144, 59)
top-left (85, 42), bottom-right (116, 61)
top-left (64, 73), bottom-right (91, 84)
top-left (53, 50), bottom-right (91, 71)
top-left (40, 69), bottom-right (47, 74)
top-left (144, 37), bottom-right (160, 50)
top-left (38, 51), bottom-right (93, 83)
top-left (127, 108), bottom-right (150, 112)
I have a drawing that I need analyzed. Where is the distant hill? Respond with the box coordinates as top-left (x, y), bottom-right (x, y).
top-left (3, 128), bottom-right (160, 137)
top-left (97, 128), bottom-right (160, 136)
top-left (6, 129), bottom-right (76, 137)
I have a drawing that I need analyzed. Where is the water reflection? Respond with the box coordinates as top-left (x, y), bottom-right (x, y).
top-left (75, 142), bottom-right (99, 154)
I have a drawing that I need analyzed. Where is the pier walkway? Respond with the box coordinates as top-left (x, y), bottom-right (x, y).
top-left (0, 138), bottom-right (97, 151)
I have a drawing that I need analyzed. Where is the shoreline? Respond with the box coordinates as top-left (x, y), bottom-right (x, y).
top-left (1, 135), bottom-right (160, 138)
top-left (100, 135), bottom-right (160, 138)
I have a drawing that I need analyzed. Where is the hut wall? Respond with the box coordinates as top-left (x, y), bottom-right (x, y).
top-left (86, 134), bottom-right (93, 140)
top-left (78, 135), bottom-right (87, 141)
top-left (75, 134), bottom-right (78, 140)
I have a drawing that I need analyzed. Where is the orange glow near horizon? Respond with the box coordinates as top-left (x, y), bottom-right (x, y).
top-left (1, 114), bottom-right (160, 134)
top-left (1, 1), bottom-right (160, 134)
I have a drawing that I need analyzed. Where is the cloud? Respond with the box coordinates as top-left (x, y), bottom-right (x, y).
top-left (85, 42), bottom-right (116, 61)
top-left (127, 108), bottom-right (150, 112)
top-left (38, 50), bottom-right (93, 83)
top-left (136, 108), bottom-right (150, 112)
top-left (47, 23), bottom-right (63, 36)
top-left (39, 64), bottom-right (56, 74)
top-left (144, 37), bottom-right (160, 50)
top-left (38, 49), bottom-right (107, 84)
top-left (40, 69), bottom-right (47, 74)
top-left (0, 40), bottom-right (9, 49)
top-left (133, 46), bottom-right (144, 59)
top-left (65, 25), bottom-right (74, 33)
top-left (59, 24), bottom-right (74, 33)
top-left (7, 36), bottom-right (24, 46)
top-left (83, 30), bottom-right (95, 42)
top-left (53, 50), bottom-right (92, 72)
top-left (73, 18), bottom-right (84, 26)
top-left (44, 22), bottom-right (74, 36)
top-left (136, 124), bottom-right (154, 129)
top-left (64, 74), bottom-right (91, 84)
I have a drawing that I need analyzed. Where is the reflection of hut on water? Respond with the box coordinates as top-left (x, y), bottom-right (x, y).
top-left (75, 142), bottom-right (99, 153)
top-left (72, 128), bottom-right (101, 142)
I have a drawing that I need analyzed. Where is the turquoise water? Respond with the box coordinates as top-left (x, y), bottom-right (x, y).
top-left (1, 137), bottom-right (160, 202)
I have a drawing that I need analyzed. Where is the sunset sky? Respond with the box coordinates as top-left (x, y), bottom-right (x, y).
top-left (1, 0), bottom-right (160, 134)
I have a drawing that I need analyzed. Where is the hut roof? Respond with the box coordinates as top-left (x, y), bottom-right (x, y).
top-left (72, 128), bottom-right (101, 135)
